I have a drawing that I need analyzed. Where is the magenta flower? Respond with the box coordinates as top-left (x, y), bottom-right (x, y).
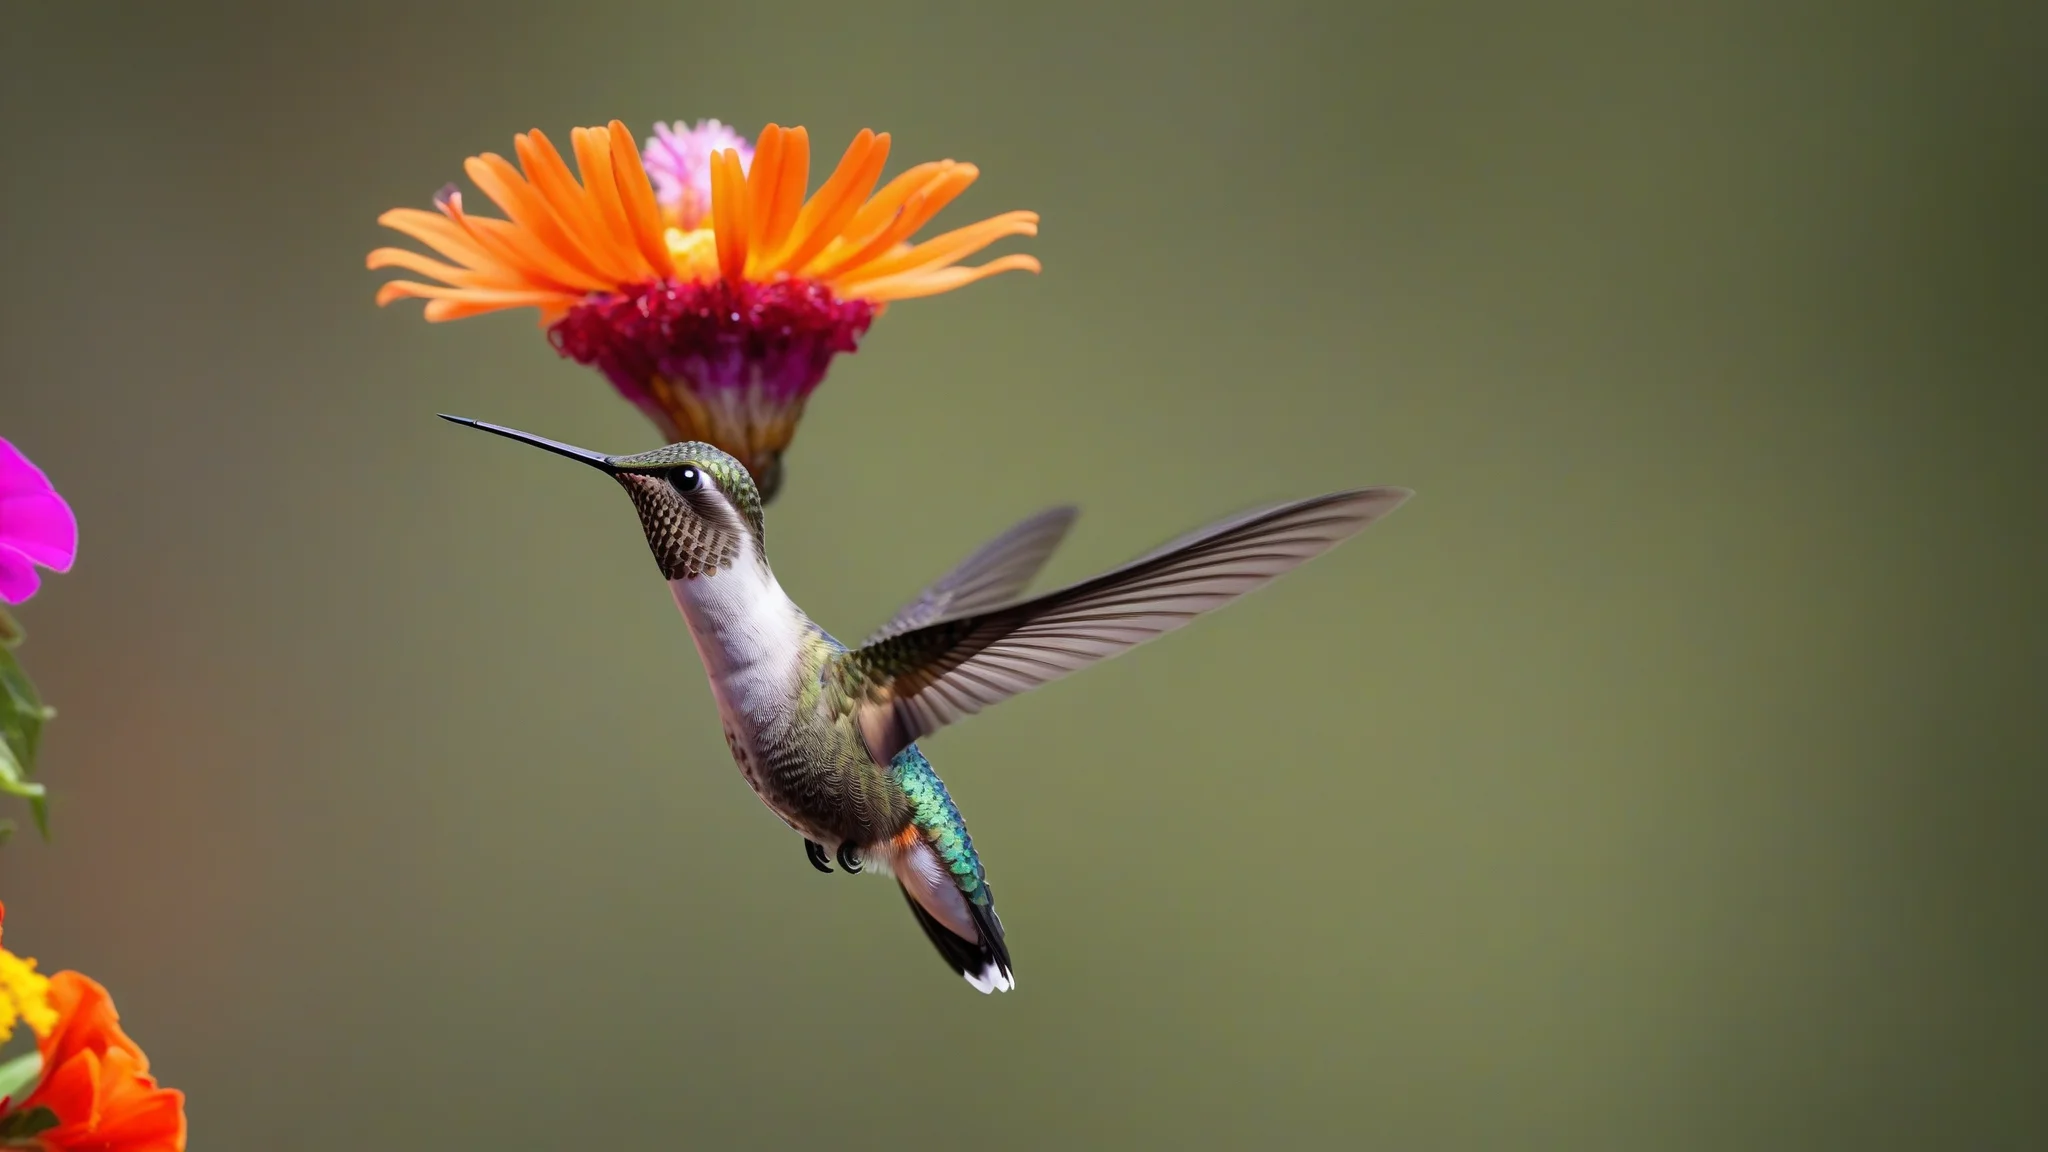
top-left (0, 439), bottom-right (77, 605)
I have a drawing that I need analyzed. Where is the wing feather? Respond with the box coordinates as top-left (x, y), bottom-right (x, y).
top-left (840, 487), bottom-right (1412, 761)
top-left (861, 506), bottom-right (1080, 646)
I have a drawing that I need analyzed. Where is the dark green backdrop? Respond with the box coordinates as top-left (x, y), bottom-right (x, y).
top-left (3, 2), bottom-right (2042, 1148)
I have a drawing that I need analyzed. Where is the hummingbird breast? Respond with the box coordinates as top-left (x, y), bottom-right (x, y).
top-left (668, 564), bottom-right (913, 846)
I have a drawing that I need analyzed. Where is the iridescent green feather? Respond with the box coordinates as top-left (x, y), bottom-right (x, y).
top-left (891, 744), bottom-right (990, 907)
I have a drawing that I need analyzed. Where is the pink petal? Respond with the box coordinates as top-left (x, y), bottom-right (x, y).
top-left (0, 490), bottom-right (77, 571)
top-left (0, 439), bottom-right (58, 500)
top-left (0, 544), bottom-right (40, 605)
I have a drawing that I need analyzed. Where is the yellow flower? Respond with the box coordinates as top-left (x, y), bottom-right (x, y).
top-left (0, 947), bottom-right (57, 1045)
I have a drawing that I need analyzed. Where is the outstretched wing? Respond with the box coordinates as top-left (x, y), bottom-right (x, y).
top-left (862, 506), bottom-right (1080, 646)
top-left (836, 487), bottom-right (1412, 762)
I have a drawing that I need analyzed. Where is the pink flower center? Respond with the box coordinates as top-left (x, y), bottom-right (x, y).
top-left (642, 120), bottom-right (754, 231)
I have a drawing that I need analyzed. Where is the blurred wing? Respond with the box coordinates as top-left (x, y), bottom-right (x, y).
top-left (839, 487), bottom-right (1412, 762)
top-left (862, 506), bottom-right (1080, 646)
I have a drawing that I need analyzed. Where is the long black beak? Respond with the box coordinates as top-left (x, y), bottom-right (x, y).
top-left (438, 415), bottom-right (617, 473)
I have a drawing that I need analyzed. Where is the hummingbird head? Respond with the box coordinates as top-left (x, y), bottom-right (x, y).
top-left (439, 416), bottom-right (765, 579)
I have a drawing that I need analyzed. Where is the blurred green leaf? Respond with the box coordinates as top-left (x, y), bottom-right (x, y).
top-left (0, 746), bottom-right (50, 841)
top-left (0, 611), bottom-right (54, 842)
top-left (0, 1105), bottom-right (56, 1141)
top-left (0, 656), bottom-right (53, 772)
top-left (0, 1052), bottom-right (41, 1107)
top-left (0, 743), bottom-right (39, 799)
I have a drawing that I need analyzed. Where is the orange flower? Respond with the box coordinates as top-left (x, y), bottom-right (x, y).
top-left (0, 904), bottom-right (184, 1152)
top-left (368, 119), bottom-right (1040, 500)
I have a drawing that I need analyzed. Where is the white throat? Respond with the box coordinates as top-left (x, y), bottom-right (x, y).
top-left (666, 540), bottom-right (806, 725)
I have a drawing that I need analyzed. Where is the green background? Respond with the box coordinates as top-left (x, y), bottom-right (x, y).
top-left (4, 2), bottom-right (2042, 1148)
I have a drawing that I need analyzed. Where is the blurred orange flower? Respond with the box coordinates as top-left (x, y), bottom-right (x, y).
top-left (0, 903), bottom-right (185, 1152)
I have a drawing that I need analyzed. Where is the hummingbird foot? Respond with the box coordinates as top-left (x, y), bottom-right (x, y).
top-left (836, 842), bottom-right (863, 874)
top-left (804, 839), bottom-right (833, 873)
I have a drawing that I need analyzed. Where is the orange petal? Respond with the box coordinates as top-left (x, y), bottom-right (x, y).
top-left (825, 211), bottom-right (1036, 286)
top-left (711, 149), bottom-right (750, 284)
top-left (27, 1041), bottom-right (186, 1152)
top-left (516, 130), bottom-right (642, 284)
top-left (365, 247), bottom-right (527, 289)
top-left (439, 194), bottom-right (583, 294)
top-left (375, 280), bottom-right (575, 317)
top-left (27, 1045), bottom-right (104, 1125)
top-left (464, 153), bottom-right (610, 289)
top-left (840, 253), bottom-right (1040, 302)
top-left (744, 124), bottom-right (787, 261)
top-left (78, 1050), bottom-right (186, 1151)
top-left (608, 120), bottom-right (677, 278)
top-left (766, 130), bottom-right (888, 276)
top-left (573, 126), bottom-right (656, 282)
top-left (803, 199), bottom-right (928, 282)
top-left (832, 161), bottom-right (948, 251)
top-left (881, 163), bottom-right (980, 239)
top-left (375, 208), bottom-right (502, 273)
top-left (423, 296), bottom-right (573, 323)
top-left (35, 973), bottom-right (144, 1071)
top-left (778, 131), bottom-right (893, 275)
top-left (757, 126), bottom-right (811, 266)
top-left (806, 164), bottom-right (978, 282)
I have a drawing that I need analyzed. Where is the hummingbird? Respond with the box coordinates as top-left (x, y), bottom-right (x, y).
top-left (440, 415), bottom-right (1411, 993)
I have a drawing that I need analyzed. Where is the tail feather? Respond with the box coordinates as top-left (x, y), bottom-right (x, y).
top-left (900, 884), bottom-right (1014, 994)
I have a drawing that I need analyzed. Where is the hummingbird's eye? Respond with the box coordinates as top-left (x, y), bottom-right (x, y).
top-left (670, 466), bottom-right (701, 494)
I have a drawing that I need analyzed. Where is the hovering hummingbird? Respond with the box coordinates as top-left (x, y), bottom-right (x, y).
top-left (441, 415), bottom-right (1411, 993)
